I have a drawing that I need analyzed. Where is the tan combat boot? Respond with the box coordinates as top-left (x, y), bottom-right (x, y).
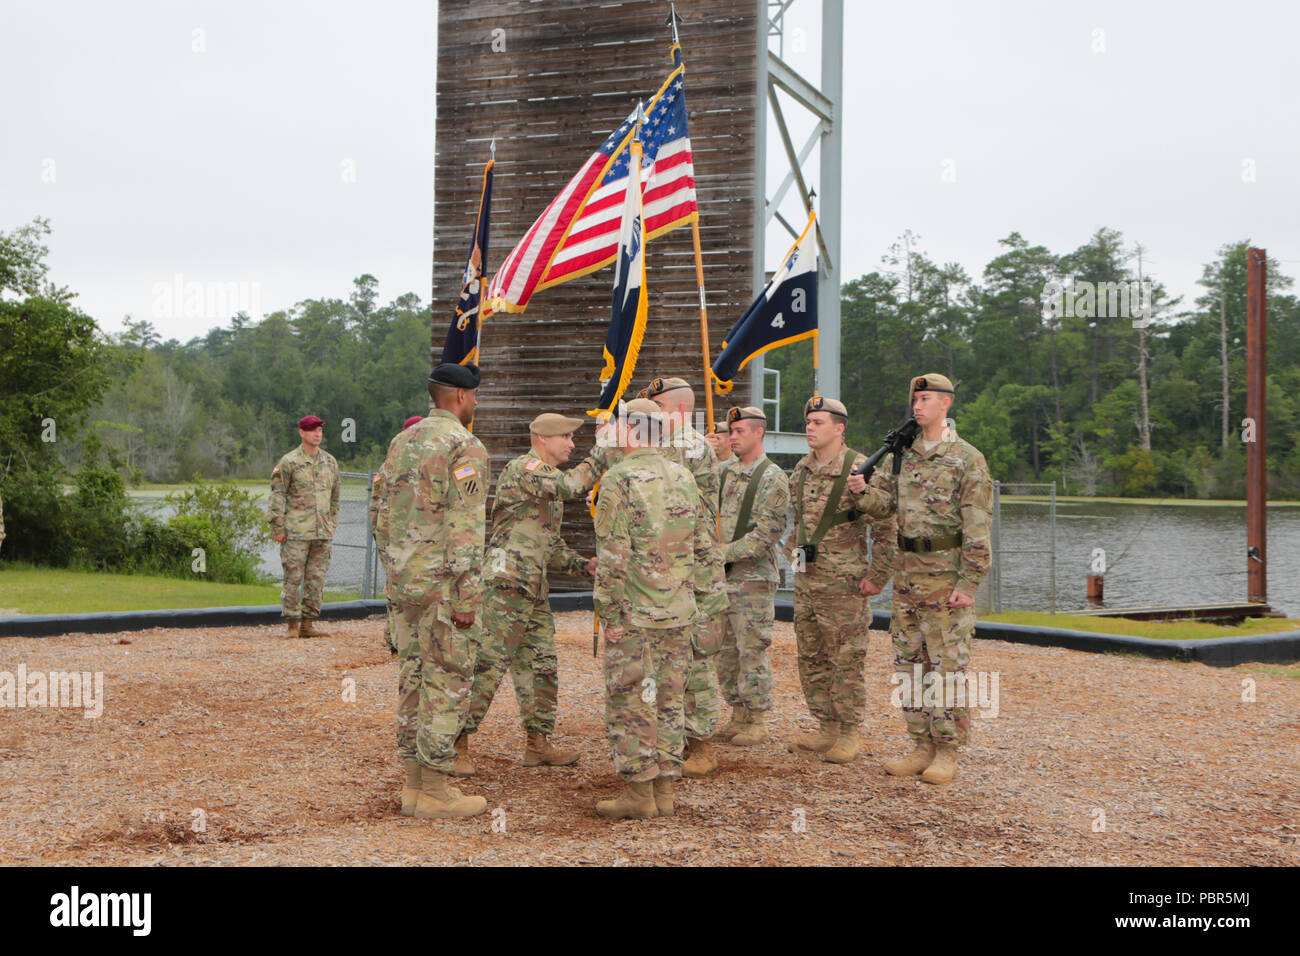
top-left (413, 768), bottom-right (488, 819)
top-left (595, 780), bottom-right (657, 819)
top-left (921, 742), bottom-right (958, 785)
top-left (400, 759), bottom-right (422, 817)
top-left (284, 619), bottom-right (300, 639)
top-left (714, 707), bottom-right (748, 743)
top-left (451, 732), bottom-right (475, 777)
top-left (883, 738), bottom-right (937, 776)
top-left (299, 619), bottom-right (330, 638)
top-left (523, 732), bottom-right (579, 767)
top-left (789, 721), bottom-right (840, 754)
top-left (652, 776), bottom-right (674, 817)
top-left (681, 737), bottom-right (718, 778)
top-left (730, 710), bottom-right (769, 747)
top-left (823, 726), bottom-right (861, 764)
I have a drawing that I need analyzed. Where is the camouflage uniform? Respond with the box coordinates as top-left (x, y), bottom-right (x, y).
top-left (376, 409), bottom-right (489, 772)
top-left (789, 446), bottom-right (897, 729)
top-left (368, 463), bottom-right (398, 654)
top-left (465, 451), bottom-right (589, 736)
top-left (268, 445), bottom-right (340, 621)
top-left (855, 437), bottom-right (992, 746)
top-left (716, 453), bottom-right (791, 713)
top-left (594, 447), bottom-right (725, 782)
top-left (654, 421), bottom-right (725, 741)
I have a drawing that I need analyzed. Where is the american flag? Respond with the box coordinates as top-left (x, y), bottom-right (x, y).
top-left (484, 50), bottom-right (697, 317)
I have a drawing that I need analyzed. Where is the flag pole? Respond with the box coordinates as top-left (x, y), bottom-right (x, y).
top-left (691, 222), bottom-right (715, 433)
top-left (477, 138), bottom-right (495, 366)
top-left (666, 7), bottom-right (715, 434)
top-left (810, 193), bottom-right (820, 398)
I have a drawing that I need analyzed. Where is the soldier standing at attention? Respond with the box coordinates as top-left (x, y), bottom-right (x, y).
top-left (456, 412), bottom-right (595, 775)
top-left (379, 363), bottom-right (490, 819)
top-left (712, 406), bottom-right (791, 749)
top-left (848, 373), bottom-right (992, 785)
top-left (592, 399), bottom-right (724, 819)
top-left (370, 415), bottom-right (425, 656)
top-left (787, 396), bottom-right (896, 764)
top-left (641, 376), bottom-right (726, 778)
top-left (268, 415), bottom-right (340, 639)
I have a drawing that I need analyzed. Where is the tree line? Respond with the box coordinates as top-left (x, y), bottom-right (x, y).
top-left (4, 218), bottom-right (1299, 539)
top-left (768, 228), bottom-right (1300, 498)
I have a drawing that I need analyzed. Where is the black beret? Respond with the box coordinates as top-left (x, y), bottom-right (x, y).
top-left (428, 362), bottom-right (481, 389)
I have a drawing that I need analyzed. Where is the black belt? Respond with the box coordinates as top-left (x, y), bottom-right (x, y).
top-left (898, 531), bottom-right (963, 553)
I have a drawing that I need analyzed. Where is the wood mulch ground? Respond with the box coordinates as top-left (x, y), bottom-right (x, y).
top-left (0, 611), bottom-right (1296, 866)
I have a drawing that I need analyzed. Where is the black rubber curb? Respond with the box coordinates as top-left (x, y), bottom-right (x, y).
top-left (552, 595), bottom-right (1300, 667)
top-left (0, 600), bottom-right (387, 639)
top-left (4, 592), bottom-right (1298, 668)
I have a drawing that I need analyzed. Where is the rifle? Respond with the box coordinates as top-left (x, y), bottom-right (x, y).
top-left (852, 416), bottom-right (921, 480)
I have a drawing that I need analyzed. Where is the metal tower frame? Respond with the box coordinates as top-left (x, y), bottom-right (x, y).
top-left (755, 0), bottom-right (843, 456)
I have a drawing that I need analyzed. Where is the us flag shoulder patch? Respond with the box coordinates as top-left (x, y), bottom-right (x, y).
top-left (524, 457), bottom-right (542, 472)
top-left (454, 465), bottom-right (477, 481)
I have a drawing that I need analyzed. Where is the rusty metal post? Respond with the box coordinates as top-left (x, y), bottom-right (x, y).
top-left (1246, 247), bottom-right (1267, 603)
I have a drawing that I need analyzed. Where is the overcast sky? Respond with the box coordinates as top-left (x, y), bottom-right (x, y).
top-left (3, 0), bottom-right (1298, 342)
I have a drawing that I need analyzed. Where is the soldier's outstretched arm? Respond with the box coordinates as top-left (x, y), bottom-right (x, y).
top-left (548, 535), bottom-right (591, 576)
top-left (557, 451), bottom-right (602, 499)
top-left (593, 475), bottom-right (633, 629)
top-left (443, 441), bottom-right (490, 615)
top-left (955, 453), bottom-right (994, 596)
top-left (850, 453), bottom-right (898, 519)
top-left (723, 470), bottom-right (790, 566)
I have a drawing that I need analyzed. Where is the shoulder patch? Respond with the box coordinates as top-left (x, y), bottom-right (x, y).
top-left (454, 463), bottom-right (482, 500)
top-left (271, 465), bottom-right (280, 476)
top-left (524, 457), bottom-right (542, 472)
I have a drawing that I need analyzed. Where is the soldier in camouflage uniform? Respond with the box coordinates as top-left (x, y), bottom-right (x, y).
top-left (849, 373), bottom-right (992, 785)
top-left (458, 412), bottom-right (594, 774)
top-left (712, 406), bottom-right (791, 749)
top-left (268, 415), bottom-right (340, 639)
top-left (377, 363), bottom-right (490, 819)
top-left (370, 415), bottom-right (424, 656)
top-left (641, 376), bottom-right (726, 778)
top-left (592, 399), bottom-right (726, 819)
top-left (787, 396), bottom-right (897, 764)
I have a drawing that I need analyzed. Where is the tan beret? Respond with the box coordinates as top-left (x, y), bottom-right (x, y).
top-left (726, 405), bottom-right (767, 425)
top-left (909, 373), bottom-right (956, 404)
top-left (713, 420), bottom-right (730, 433)
top-left (640, 376), bottom-right (691, 399)
top-left (803, 395), bottom-right (848, 418)
top-left (623, 398), bottom-right (664, 419)
top-left (529, 413), bottom-right (586, 436)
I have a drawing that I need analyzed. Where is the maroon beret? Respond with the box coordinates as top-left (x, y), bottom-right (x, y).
top-left (403, 415), bottom-right (424, 430)
top-left (298, 415), bottom-right (326, 430)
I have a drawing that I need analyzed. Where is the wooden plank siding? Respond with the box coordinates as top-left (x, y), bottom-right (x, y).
top-left (432, 0), bottom-right (760, 589)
